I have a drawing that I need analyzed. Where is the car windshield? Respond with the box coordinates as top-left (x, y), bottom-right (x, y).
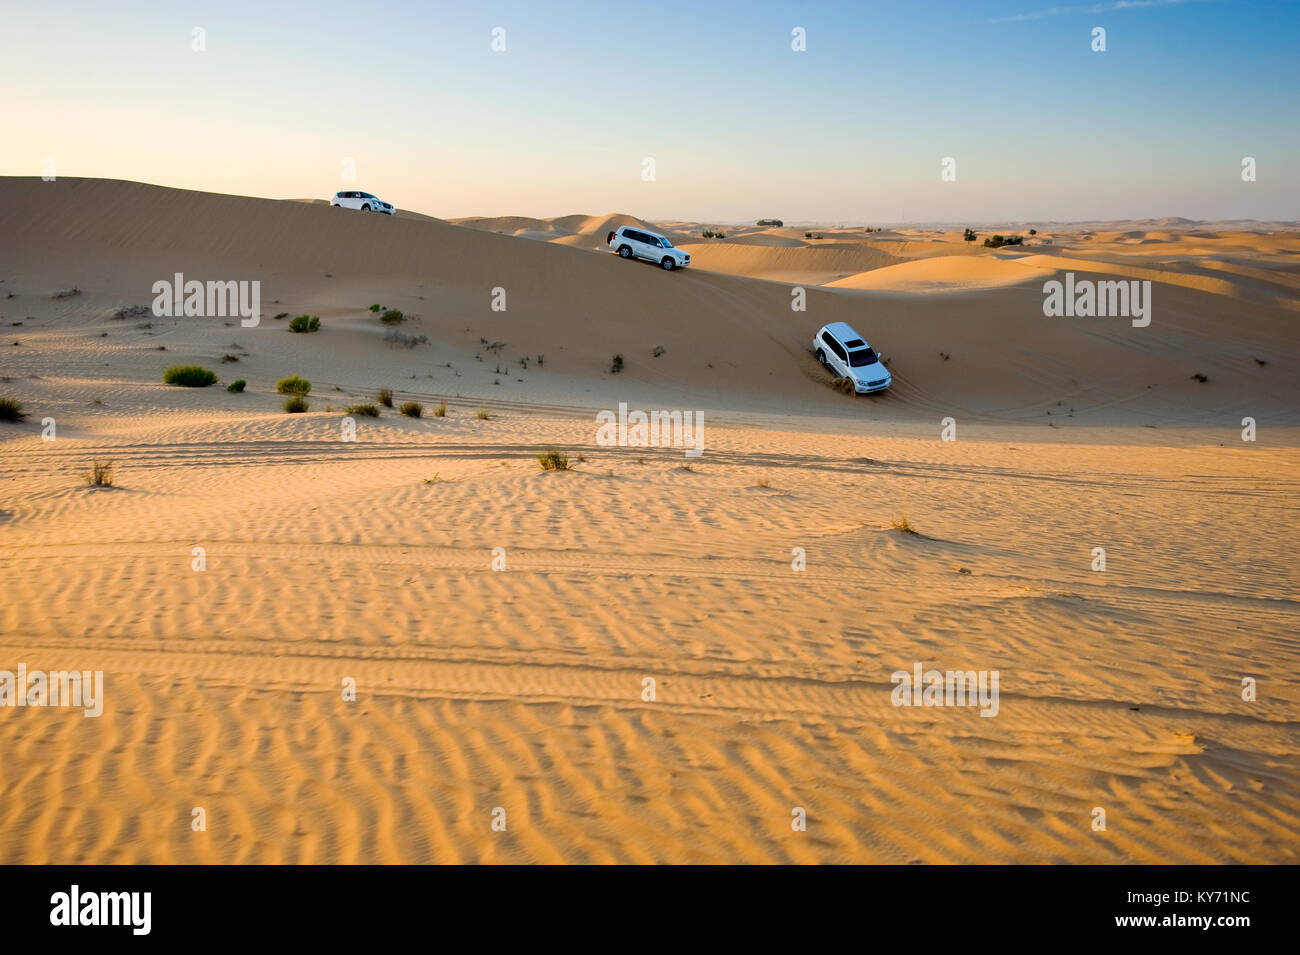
top-left (848, 347), bottom-right (878, 367)
top-left (360, 193), bottom-right (375, 199)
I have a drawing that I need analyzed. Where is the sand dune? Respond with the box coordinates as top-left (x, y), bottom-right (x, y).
top-left (1, 178), bottom-right (1297, 863)
top-left (826, 255), bottom-right (1056, 292)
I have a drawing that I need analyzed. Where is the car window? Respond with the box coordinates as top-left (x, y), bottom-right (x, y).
top-left (821, 332), bottom-right (847, 361)
top-left (649, 237), bottom-right (663, 248)
top-left (659, 236), bottom-right (673, 248)
top-left (848, 347), bottom-right (878, 367)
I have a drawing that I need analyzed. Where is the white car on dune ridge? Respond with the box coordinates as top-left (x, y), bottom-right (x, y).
top-left (607, 225), bottom-right (690, 270)
top-left (331, 190), bottom-right (395, 215)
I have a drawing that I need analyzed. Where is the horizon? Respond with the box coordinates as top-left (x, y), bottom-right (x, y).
top-left (8, 175), bottom-right (1299, 230)
top-left (3, 0), bottom-right (1297, 223)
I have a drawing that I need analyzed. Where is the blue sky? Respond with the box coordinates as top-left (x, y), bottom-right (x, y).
top-left (2, 0), bottom-right (1297, 222)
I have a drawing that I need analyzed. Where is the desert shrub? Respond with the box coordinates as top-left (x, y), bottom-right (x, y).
top-left (756, 219), bottom-right (783, 227)
top-left (400, 401), bottom-right (423, 418)
top-left (0, 397), bottom-right (26, 422)
top-left (888, 514), bottom-right (917, 534)
top-left (289, 314), bottom-right (320, 333)
top-left (283, 395), bottom-right (309, 413)
top-left (276, 375), bottom-right (311, 396)
top-left (380, 309), bottom-right (404, 325)
top-left (227, 379), bottom-right (246, 393)
top-left (163, 365), bottom-right (218, 387)
top-left (433, 400), bottom-right (447, 417)
top-left (377, 387), bottom-right (393, 407)
top-left (982, 234), bottom-right (1024, 248)
top-left (963, 228), bottom-right (977, 242)
top-left (537, 448), bottom-right (570, 471)
top-left (369, 304), bottom-right (382, 312)
top-left (53, 288), bottom-right (81, 299)
top-left (86, 460), bottom-right (113, 487)
top-left (610, 354), bottom-right (624, 374)
top-left (474, 408), bottom-right (492, 420)
top-left (221, 353), bottom-right (239, 363)
top-left (346, 404), bottom-right (380, 417)
top-left (272, 312), bottom-right (288, 320)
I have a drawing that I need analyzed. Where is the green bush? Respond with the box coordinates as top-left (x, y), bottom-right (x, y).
top-left (400, 401), bottom-right (423, 418)
top-left (276, 375), bottom-right (311, 396)
top-left (346, 404), bottom-right (380, 417)
top-left (537, 448), bottom-right (571, 471)
top-left (610, 354), bottom-right (624, 374)
top-left (379, 309), bottom-right (404, 325)
top-left (982, 234), bottom-right (1024, 248)
top-left (0, 397), bottom-right (27, 422)
top-left (369, 304), bottom-right (382, 312)
top-left (289, 314), bottom-right (321, 333)
top-left (227, 379), bottom-right (246, 393)
top-left (283, 395), bottom-right (309, 413)
top-left (163, 365), bottom-right (218, 387)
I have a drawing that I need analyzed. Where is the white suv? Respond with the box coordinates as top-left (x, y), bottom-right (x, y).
top-left (607, 226), bottom-right (690, 270)
top-left (331, 191), bottom-right (395, 215)
top-left (814, 322), bottom-right (891, 394)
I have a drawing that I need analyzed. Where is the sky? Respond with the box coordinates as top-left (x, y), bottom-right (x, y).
top-left (2, 0), bottom-right (1297, 223)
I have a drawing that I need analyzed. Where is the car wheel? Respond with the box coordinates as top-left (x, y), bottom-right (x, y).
top-left (816, 349), bottom-right (827, 366)
top-left (661, 257), bottom-right (675, 271)
top-left (618, 245), bottom-right (632, 258)
top-left (361, 204), bottom-right (370, 212)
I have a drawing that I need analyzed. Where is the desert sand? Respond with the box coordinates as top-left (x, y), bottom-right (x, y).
top-left (1, 178), bottom-right (1297, 863)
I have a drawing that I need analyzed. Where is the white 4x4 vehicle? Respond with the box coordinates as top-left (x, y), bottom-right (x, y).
top-left (607, 226), bottom-right (690, 270)
top-left (814, 322), bottom-right (892, 394)
top-left (331, 191), bottom-right (395, 215)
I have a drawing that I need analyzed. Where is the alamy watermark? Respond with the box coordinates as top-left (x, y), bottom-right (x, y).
top-left (0, 663), bottom-right (103, 717)
top-left (151, 272), bottom-right (260, 327)
top-left (891, 662), bottom-right (999, 717)
top-left (1043, 272), bottom-right (1150, 327)
top-left (596, 402), bottom-right (704, 457)
top-left (50, 885), bottom-right (150, 935)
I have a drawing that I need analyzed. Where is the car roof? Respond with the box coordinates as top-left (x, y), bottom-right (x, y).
top-left (622, 225), bottom-right (666, 239)
top-left (822, 321), bottom-right (868, 345)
